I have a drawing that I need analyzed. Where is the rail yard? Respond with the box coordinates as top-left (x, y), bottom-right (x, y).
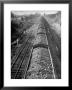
top-left (11, 12), bottom-right (61, 79)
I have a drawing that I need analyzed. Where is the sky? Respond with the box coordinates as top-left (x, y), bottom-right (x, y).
top-left (12, 11), bottom-right (59, 16)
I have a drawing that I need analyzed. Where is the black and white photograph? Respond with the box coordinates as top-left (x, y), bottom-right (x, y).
top-left (11, 11), bottom-right (61, 79)
top-left (4, 4), bottom-right (69, 86)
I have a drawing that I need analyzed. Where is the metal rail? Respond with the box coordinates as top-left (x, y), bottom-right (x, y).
top-left (11, 37), bottom-right (29, 68)
top-left (11, 16), bottom-right (57, 79)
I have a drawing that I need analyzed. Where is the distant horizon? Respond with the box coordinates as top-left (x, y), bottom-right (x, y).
top-left (11, 11), bottom-right (60, 16)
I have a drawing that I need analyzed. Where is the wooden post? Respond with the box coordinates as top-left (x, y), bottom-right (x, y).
top-left (17, 39), bottom-right (18, 46)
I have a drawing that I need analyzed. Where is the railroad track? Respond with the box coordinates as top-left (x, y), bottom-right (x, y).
top-left (25, 17), bottom-right (56, 79)
top-left (11, 36), bottom-right (29, 68)
top-left (11, 36), bottom-right (33, 79)
top-left (11, 16), bottom-right (60, 79)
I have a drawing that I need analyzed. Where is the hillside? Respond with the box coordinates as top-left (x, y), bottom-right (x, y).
top-left (44, 11), bottom-right (61, 38)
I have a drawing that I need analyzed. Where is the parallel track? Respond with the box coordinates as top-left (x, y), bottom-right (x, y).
top-left (11, 37), bottom-right (33, 79)
top-left (11, 16), bottom-right (60, 79)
